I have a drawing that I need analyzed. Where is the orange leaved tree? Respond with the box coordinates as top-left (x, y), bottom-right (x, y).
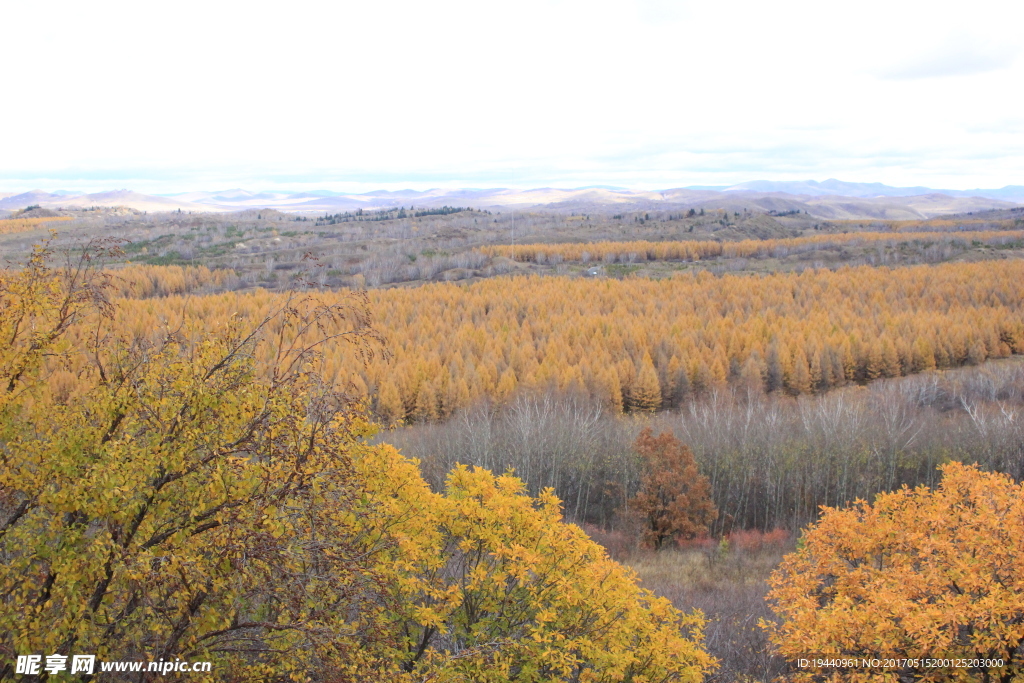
top-left (627, 428), bottom-right (717, 550)
top-left (764, 462), bottom-right (1024, 682)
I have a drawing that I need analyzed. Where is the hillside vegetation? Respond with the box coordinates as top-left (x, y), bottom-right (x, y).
top-left (0, 216), bottom-right (73, 235)
top-left (482, 229), bottom-right (1024, 264)
top-left (3, 206), bottom-right (1024, 291)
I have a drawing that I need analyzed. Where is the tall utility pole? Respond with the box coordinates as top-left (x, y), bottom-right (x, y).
top-left (511, 206), bottom-right (515, 262)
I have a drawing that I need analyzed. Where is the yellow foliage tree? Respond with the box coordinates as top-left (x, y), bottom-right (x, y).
top-left (1, 246), bottom-right (389, 680)
top-left (880, 337), bottom-right (901, 377)
top-left (495, 366), bottom-right (518, 402)
top-left (912, 336), bottom-right (937, 372)
top-left (376, 376), bottom-right (406, 425)
top-left (764, 462), bottom-right (1024, 682)
top-left (629, 354), bottom-right (662, 412)
top-left (354, 453), bottom-right (717, 681)
top-left (789, 347), bottom-right (812, 395)
top-left (412, 378), bottom-right (439, 422)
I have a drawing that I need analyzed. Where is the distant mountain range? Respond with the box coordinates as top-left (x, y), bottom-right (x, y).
top-left (2, 180), bottom-right (1022, 220)
top-left (0, 189), bottom-right (204, 213)
top-left (698, 179), bottom-right (1024, 201)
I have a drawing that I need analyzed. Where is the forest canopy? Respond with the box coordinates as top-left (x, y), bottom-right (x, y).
top-left (66, 259), bottom-right (1024, 426)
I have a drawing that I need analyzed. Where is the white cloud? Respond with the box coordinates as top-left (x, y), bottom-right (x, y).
top-left (874, 34), bottom-right (1020, 80)
top-left (0, 0), bottom-right (1022, 192)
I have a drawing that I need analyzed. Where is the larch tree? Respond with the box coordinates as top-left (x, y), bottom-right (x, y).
top-left (375, 376), bottom-right (405, 425)
top-left (629, 354), bottom-right (662, 412)
top-left (912, 336), bottom-right (937, 372)
top-left (880, 337), bottom-right (901, 377)
top-left (790, 347), bottom-right (813, 395)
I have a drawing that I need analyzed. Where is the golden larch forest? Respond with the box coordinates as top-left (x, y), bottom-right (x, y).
top-left (86, 259), bottom-right (1024, 425)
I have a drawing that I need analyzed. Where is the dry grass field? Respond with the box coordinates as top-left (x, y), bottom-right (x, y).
top-left (582, 527), bottom-right (793, 682)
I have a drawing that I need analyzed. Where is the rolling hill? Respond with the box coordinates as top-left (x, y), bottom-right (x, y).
top-left (1, 180), bottom-right (1020, 218)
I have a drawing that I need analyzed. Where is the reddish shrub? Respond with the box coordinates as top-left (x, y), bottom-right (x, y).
top-left (675, 535), bottom-right (716, 552)
top-left (726, 528), bottom-right (791, 553)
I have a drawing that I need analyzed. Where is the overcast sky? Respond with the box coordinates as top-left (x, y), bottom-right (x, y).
top-left (1, 0), bottom-right (1022, 194)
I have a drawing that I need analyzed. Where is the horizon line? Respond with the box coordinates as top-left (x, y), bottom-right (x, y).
top-left (4, 178), bottom-right (1024, 198)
